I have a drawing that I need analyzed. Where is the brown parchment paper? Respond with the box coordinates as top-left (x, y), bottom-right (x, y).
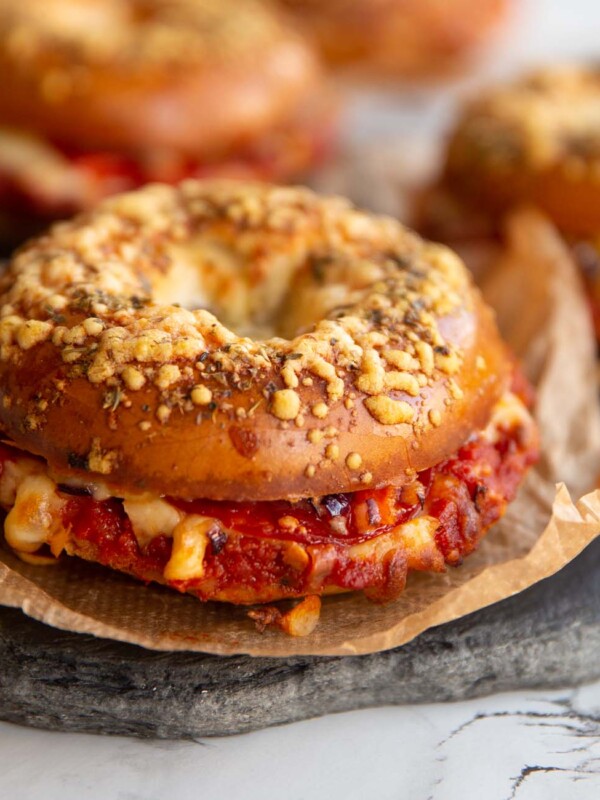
top-left (1, 209), bottom-right (599, 657)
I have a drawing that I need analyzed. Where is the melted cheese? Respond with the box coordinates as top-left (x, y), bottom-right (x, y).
top-left (123, 495), bottom-right (182, 549)
top-left (160, 237), bottom-right (302, 339)
top-left (164, 515), bottom-right (214, 582)
top-left (0, 388), bottom-right (531, 584)
top-left (15, 551), bottom-right (60, 566)
top-left (0, 456), bottom-right (44, 507)
top-left (4, 474), bottom-right (65, 554)
top-left (349, 515), bottom-right (442, 570)
top-left (483, 390), bottom-right (532, 444)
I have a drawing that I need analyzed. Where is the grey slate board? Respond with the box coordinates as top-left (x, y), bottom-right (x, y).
top-left (1, 539), bottom-right (599, 740)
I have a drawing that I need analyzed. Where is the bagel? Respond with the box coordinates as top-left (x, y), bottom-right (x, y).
top-left (0, 180), bottom-right (537, 613)
top-left (278, 0), bottom-right (509, 75)
top-left (419, 65), bottom-right (600, 337)
top-left (444, 66), bottom-right (600, 235)
top-left (0, 0), bottom-right (333, 244)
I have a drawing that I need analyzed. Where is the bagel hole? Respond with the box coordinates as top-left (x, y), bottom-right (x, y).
top-left (152, 240), bottom-right (345, 341)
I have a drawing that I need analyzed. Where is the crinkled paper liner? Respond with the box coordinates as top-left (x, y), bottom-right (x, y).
top-left (0, 208), bottom-right (599, 657)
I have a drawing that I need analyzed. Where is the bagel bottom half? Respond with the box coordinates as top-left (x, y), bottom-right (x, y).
top-left (0, 376), bottom-right (537, 608)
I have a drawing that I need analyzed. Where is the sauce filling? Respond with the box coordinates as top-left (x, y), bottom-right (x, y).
top-left (0, 115), bottom-right (335, 223)
top-left (0, 388), bottom-right (538, 604)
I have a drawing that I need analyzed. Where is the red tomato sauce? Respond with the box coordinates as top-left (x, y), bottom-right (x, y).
top-left (0, 120), bottom-right (335, 222)
top-left (0, 407), bottom-right (537, 601)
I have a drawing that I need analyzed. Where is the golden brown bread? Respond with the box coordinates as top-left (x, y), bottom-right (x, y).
top-left (0, 0), bottom-right (327, 159)
top-left (0, 180), bottom-right (511, 501)
top-left (444, 66), bottom-right (600, 236)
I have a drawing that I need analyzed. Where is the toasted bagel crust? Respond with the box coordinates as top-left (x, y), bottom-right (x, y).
top-left (445, 66), bottom-right (600, 236)
top-left (0, 0), bottom-right (324, 158)
top-left (279, 0), bottom-right (508, 74)
top-left (0, 180), bottom-right (510, 501)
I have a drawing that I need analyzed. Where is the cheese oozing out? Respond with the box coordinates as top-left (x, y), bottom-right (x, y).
top-left (0, 389), bottom-right (532, 582)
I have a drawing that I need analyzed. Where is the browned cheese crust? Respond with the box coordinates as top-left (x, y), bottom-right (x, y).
top-left (0, 0), bottom-right (324, 158)
top-left (444, 66), bottom-right (600, 236)
top-left (0, 180), bottom-right (510, 501)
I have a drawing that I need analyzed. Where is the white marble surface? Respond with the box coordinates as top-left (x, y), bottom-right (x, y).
top-left (1, 681), bottom-right (599, 799)
top-left (2, 1), bottom-right (600, 797)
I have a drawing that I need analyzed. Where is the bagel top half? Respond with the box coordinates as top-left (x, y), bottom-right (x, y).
top-left (0, 180), bottom-right (510, 501)
top-left (444, 65), bottom-right (600, 235)
top-left (0, 0), bottom-right (323, 157)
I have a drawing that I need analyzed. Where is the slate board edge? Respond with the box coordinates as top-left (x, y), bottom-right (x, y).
top-left (1, 539), bottom-right (599, 740)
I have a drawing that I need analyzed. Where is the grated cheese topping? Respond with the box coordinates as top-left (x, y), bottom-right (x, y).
top-left (0, 180), bottom-right (482, 485)
top-left (0, 0), bottom-right (283, 73)
top-left (448, 66), bottom-right (600, 177)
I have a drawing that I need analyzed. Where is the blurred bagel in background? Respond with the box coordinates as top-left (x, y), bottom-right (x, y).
top-left (444, 66), bottom-right (600, 235)
top-left (278, 0), bottom-right (510, 76)
top-left (418, 65), bottom-right (600, 337)
top-left (0, 0), bottom-right (335, 247)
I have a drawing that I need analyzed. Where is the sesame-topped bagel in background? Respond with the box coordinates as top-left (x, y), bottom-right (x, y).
top-left (417, 66), bottom-right (600, 336)
top-left (278, 0), bottom-right (509, 76)
top-left (0, 180), bottom-right (537, 615)
top-left (0, 0), bottom-right (334, 247)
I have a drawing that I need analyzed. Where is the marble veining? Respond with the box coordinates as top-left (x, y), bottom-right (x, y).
top-left (1, 682), bottom-right (599, 799)
top-left (431, 687), bottom-right (600, 799)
